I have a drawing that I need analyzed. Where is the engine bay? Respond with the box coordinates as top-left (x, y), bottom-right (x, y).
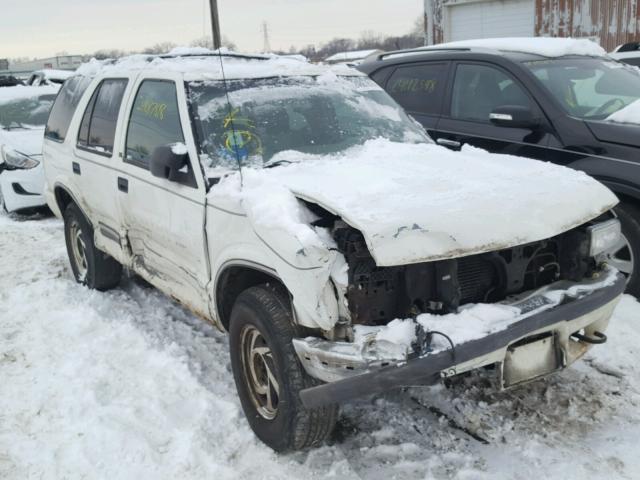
top-left (308, 202), bottom-right (598, 326)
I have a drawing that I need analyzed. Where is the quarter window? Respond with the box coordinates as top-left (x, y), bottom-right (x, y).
top-left (385, 64), bottom-right (447, 115)
top-left (125, 80), bottom-right (185, 169)
top-left (45, 75), bottom-right (93, 142)
top-left (450, 64), bottom-right (531, 122)
top-left (77, 79), bottom-right (128, 155)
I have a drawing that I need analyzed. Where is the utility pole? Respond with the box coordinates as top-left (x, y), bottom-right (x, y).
top-left (209, 0), bottom-right (222, 49)
top-left (262, 21), bottom-right (272, 53)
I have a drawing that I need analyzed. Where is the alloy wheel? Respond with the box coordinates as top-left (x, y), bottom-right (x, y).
top-left (240, 325), bottom-right (280, 420)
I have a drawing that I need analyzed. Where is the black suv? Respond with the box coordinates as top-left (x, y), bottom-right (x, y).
top-left (359, 46), bottom-right (640, 295)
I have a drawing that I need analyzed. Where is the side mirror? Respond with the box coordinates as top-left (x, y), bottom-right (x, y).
top-left (489, 105), bottom-right (540, 129)
top-left (149, 145), bottom-right (189, 182)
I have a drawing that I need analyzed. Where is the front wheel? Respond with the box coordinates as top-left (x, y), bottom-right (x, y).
top-left (63, 203), bottom-right (122, 291)
top-left (611, 202), bottom-right (640, 297)
top-left (229, 285), bottom-right (338, 451)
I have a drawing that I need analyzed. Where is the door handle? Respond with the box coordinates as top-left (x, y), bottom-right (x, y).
top-left (436, 138), bottom-right (462, 148)
top-left (117, 177), bottom-right (128, 193)
top-left (72, 162), bottom-right (81, 175)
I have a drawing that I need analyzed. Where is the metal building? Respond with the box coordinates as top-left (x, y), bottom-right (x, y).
top-left (425, 0), bottom-right (640, 52)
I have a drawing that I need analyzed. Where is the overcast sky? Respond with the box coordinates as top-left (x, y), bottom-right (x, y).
top-left (1, 0), bottom-right (424, 59)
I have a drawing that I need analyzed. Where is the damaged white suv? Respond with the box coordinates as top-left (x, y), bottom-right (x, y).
top-left (43, 50), bottom-right (626, 451)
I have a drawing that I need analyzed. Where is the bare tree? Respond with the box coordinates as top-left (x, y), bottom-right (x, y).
top-left (142, 42), bottom-right (178, 55)
top-left (357, 30), bottom-right (384, 50)
top-left (190, 36), bottom-right (237, 51)
top-left (92, 49), bottom-right (126, 60)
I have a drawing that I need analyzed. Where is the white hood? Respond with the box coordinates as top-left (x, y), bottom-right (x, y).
top-left (259, 140), bottom-right (618, 266)
top-left (0, 127), bottom-right (45, 158)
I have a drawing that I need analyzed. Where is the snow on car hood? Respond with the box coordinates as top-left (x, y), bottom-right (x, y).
top-left (0, 127), bottom-right (45, 157)
top-left (211, 139), bottom-right (618, 267)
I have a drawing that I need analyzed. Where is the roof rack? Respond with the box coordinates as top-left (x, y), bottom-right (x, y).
top-left (376, 47), bottom-right (471, 61)
top-left (159, 52), bottom-right (270, 61)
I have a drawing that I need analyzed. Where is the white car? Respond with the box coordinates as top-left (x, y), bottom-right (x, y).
top-left (609, 42), bottom-right (640, 66)
top-left (0, 86), bottom-right (58, 212)
top-left (43, 51), bottom-right (625, 451)
top-left (26, 69), bottom-right (74, 87)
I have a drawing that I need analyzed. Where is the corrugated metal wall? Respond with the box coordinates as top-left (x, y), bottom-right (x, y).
top-left (536, 0), bottom-right (640, 51)
top-left (427, 0), bottom-right (640, 51)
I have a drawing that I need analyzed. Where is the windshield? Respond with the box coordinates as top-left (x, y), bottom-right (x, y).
top-left (188, 75), bottom-right (430, 174)
top-left (524, 57), bottom-right (640, 120)
top-left (0, 94), bottom-right (56, 129)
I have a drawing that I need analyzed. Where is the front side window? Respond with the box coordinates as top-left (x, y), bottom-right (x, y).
top-left (450, 64), bottom-right (531, 122)
top-left (125, 80), bottom-right (185, 169)
top-left (524, 57), bottom-right (640, 119)
top-left (45, 75), bottom-right (93, 141)
top-left (77, 79), bottom-right (128, 155)
top-left (188, 75), bottom-right (429, 176)
top-left (0, 93), bottom-right (56, 129)
top-left (385, 64), bottom-right (447, 115)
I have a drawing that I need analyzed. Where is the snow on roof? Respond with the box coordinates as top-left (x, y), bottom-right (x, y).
top-left (75, 48), bottom-right (362, 81)
top-left (0, 85), bottom-right (59, 105)
top-left (433, 37), bottom-right (606, 58)
top-left (325, 49), bottom-right (381, 63)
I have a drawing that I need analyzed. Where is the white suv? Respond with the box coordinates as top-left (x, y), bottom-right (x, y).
top-left (43, 50), bottom-right (626, 451)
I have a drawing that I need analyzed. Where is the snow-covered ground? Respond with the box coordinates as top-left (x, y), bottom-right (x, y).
top-left (1, 211), bottom-right (640, 480)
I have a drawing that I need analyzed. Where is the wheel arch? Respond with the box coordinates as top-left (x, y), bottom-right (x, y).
top-left (214, 261), bottom-right (289, 332)
top-left (53, 183), bottom-right (81, 216)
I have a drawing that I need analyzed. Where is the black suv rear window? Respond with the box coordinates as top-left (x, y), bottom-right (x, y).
top-left (77, 79), bottom-right (128, 156)
top-left (45, 76), bottom-right (92, 142)
top-left (386, 63), bottom-right (447, 115)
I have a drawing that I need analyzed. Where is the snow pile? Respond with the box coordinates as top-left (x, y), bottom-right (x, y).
top-left (2, 209), bottom-right (640, 479)
top-left (0, 85), bottom-right (58, 105)
top-left (354, 319), bottom-right (418, 359)
top-left (214, 139), bottom-right (617, 266)
top-left (416, 303), bottom-right (523, 346)
top-left (606, 99), bottom-right (640, 125)
top-left (170, 142), bottom-right (188, 155)
top-left (211, 169), bottom-right (327, 251)
top-left (325, 49), bottom-right (380, 63)
top-left (435, 37), bottom-right (606, 57)
top-left (74, 51), bottom-right (359, 82)
top-left (168, 46), bottom-right (217, 56)
top-left (0, 215), bottom-right (312, 479)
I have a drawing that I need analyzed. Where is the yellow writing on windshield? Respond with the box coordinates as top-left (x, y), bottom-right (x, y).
top-left (137, 100), bottom-right (168, 120)
top-left (391, 78), bottom-right (438, 94)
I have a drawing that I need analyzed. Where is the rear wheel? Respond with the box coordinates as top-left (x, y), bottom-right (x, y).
top-left (63, 203), bottom-right (122, 291)
top-left (229, 284), bottom-right (338, 451)
top-left (611, 202), bottom-right (640, 297)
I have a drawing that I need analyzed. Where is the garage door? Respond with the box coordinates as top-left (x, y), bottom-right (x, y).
top-left (447, 0), bottom-right (534, 41)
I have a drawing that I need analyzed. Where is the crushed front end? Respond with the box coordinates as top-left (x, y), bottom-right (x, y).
top-left (293, 214), bottom-right (626, 407)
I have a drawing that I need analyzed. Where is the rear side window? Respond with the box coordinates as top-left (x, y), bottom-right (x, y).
top-left (385, 63), bottom-right (447, 115)
top-left (45, 76), bottom-right (92, 142)
top-left (77, 79), bottom-right (128, 156)
top-left (125, 80), bottom-right (184, 169)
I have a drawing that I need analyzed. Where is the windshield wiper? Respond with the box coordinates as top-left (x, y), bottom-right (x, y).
top-left (2, 122), bottom-right (26, 131)
top-left (263, 159), bottom-right (298, 169)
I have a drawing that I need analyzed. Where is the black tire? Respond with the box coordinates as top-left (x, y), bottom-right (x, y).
top-left (63, 203), bottom-right (122, 291)
top-left (229, 284), bottom-right (338, 451)
top-left (614, 202), bottom-right (640, 297)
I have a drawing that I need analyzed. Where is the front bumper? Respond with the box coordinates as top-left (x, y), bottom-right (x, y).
top-left (0, 164), bottom-right (46, 212)
top-left (296, 268), bottom-right (625, 408)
